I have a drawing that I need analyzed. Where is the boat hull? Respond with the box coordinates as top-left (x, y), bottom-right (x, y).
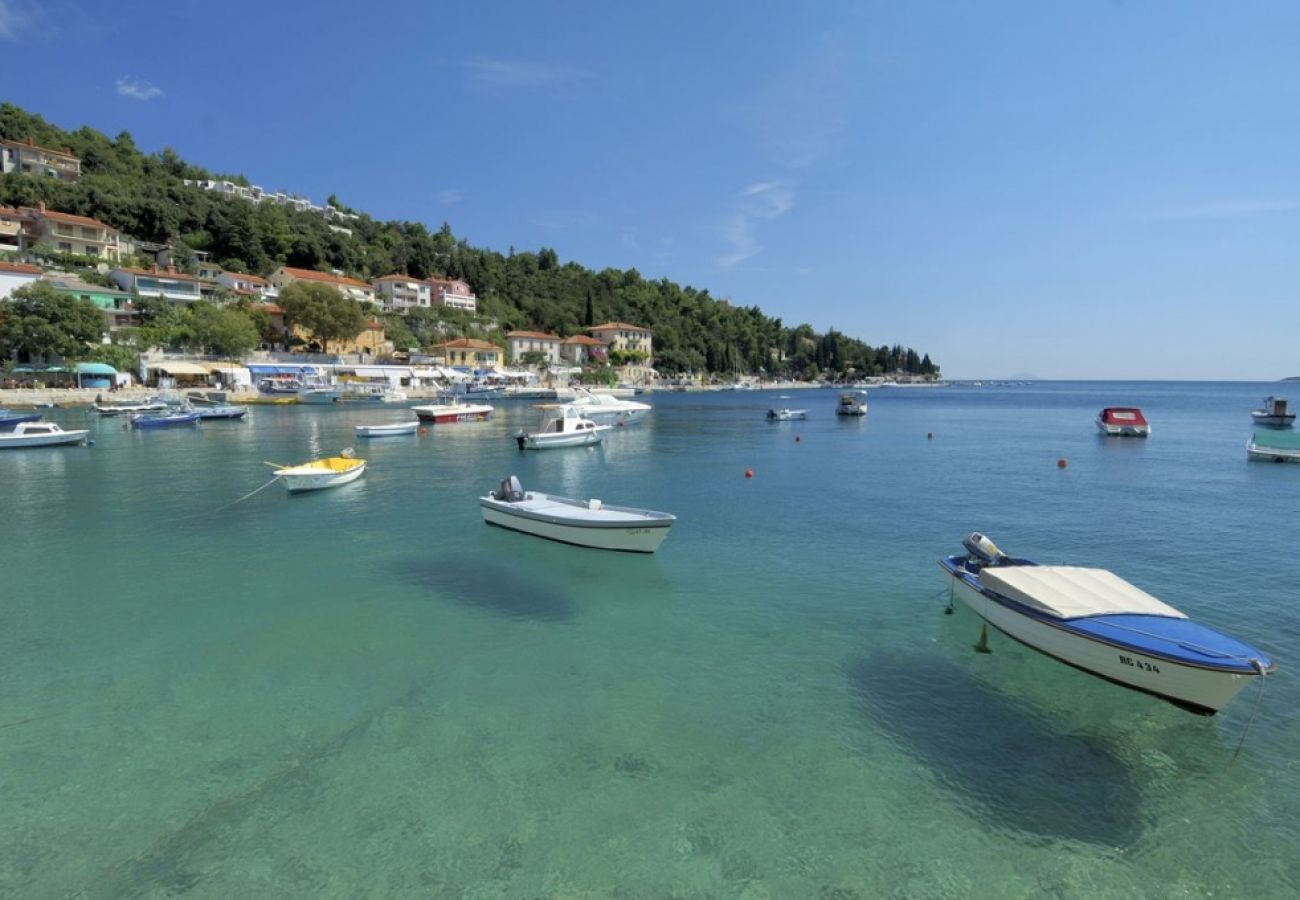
top-left (0, 413), bottom-right (43, 431)
top-left (1096, 420), bottom-right (1150, 437)
top-left (131, 413), bottom-right (201, 428)
top-left (411, 404), bottom-right (493, 423)
top-left (1250, 412), bottom-right (1296, 428)
top-left (0, 430), bottom-right (88, 449)
top-left (355, 423), bottom-right (418, 437)
top-left (278, 462), bottom-right (366, 493)
top-left (480, 500), bottom-right (672, 552)
top-left (942, 564), bottom-right (1261, 714)
top-left (194, 406), bottom-right (247, 420)
top-left (297, 388), bottom-right (341, 404)
top-left (1247, 440), bottom-right (1300, 463)
top-left (516, 430), bottom-right (606, 449)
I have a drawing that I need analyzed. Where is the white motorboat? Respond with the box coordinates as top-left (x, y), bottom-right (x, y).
top-left (193, 405), bottom-right (248, 420)
top-left (1247, 430), bottom-right (1300, 462)
top-left (274, 454), bottom-right (366, 493)
top-left (766, 408), bottom-right (808, 421)
top-left (297, 384), bottom-right (341, 404)
top-left (1250, 396), bottom-right (1295, 428)
top-left (568, 389), bottom-right (652, 424)
top-left (0, 421), bottom-right (89, 449)
top-left (516, 404), bottom-right (611, 449)
top-left (939, 533), bottom-right (1275, 715)
top-left (480, 475), bottom-right (676, 552)
top-left (355, 421), bottom-right (419, 437)
top-left (836, 391), bottom-right (868, 416)
top-left (410, 401), bottom-right (494, 424)
top-left (93, 399), bottom-right (168, 416)
top-left (1096, 407), bottom-right (1150, 437)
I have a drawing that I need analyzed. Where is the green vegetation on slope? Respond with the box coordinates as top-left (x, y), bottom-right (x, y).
top-left (0, 103), bottom-right (938, 378)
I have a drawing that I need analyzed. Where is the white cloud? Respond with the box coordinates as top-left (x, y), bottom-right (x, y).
top-left (0, 0), bottom-right (30, 40)
top-left (436, 189), bottom-right (464, 204)
top-left (116, 76), bottom-right (163, 101)
top-left (461, 57), bottom-right (590, 91)
top-left (715, 182), bottom-right (795, 268)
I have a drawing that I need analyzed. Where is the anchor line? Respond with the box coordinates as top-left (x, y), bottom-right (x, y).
top-left (1228, 658), bottom-right (1269, 768)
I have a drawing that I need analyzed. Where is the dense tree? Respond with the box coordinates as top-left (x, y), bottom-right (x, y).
top-left (0, 281), bottom-right (103, 362)
top-left (189, 302), bottom-right (260, 358)
top-left (277, 281), bottom-right (366, 354)
top-left (0, 102), bottom-right (942, 379)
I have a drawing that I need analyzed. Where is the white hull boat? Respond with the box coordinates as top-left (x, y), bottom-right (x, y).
top-left (516, 404), bottom-right (610, 449)
top-left (567, 390), bottom-right (652, 424)
top-left (0, 421), bottom-right (89, 449)
top-left (275, 455), bottom-right (366, 493)
top-left (94, 400), bottom-right (168, 416)
top-left (480, 476), bottom-right (675, 552)
top-left (939, 534), bottom-right (1274, 715)
top-left (1250, 396), bottom-right (1295, 428)
top-left (194, 405), bottom-right (248, 420)
top-left (836, 391), bottom-right (868, 416)
top-left (355, 422), bottom-right (419, 437)
top-left (1247, 430), bottom-right (1300, 462)
top-left (767, 408), bottom-right (808, 421)
top-left (411, 402), bottom-right (494, 424)
top-left (297, 386), bottom-right (341, 404)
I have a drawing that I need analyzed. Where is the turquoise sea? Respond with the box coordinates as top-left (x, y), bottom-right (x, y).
top-left (2, 381), bottom-right (1297, 898)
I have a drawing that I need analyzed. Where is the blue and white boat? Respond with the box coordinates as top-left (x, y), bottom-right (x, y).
top-left (193, 405), bottom-right (248, 420)
top-left (130, 411), bottom-right (201, 429)
top-left (0, 409), bottom-right (43, 431)
top-left (939, 533), bottom-right (1275, 715)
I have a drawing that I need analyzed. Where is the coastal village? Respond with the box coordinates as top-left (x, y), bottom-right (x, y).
top-left (1, 136), bottom-right (662, 399)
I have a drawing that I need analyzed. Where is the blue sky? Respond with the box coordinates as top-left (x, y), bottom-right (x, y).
top-left (2, 0), bottom-right (1298, 379)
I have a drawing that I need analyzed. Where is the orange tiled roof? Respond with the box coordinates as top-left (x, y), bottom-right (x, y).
top-left (431, 338), bottom-right (500, 351)
top-left (374, 274), bottom-right (424, 283)
top-left (0, 138), bottom-right (79, 160)
top-left (276, 266), bottom-right (372, 290)
top-left (507, 330), bottom-right (561, 340)
top-left (0, 260), bottom-right (42, 275)
top-left (562, 335), bottom-right (605, 345)
top-left (24, 207), bottom-right (112, 230)
top-left (589, 321), bottom-right (650, 333)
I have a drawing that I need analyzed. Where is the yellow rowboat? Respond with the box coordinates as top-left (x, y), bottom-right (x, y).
top-left (274, 456), bottom-right (366, 493)
top-left (240, 395), bottom-right (300, 405)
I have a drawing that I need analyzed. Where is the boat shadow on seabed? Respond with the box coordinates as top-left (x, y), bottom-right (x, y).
top-left (846, 649), bottom-right (1144, 849)
top-left (398, 553), bottom-right (577, 622)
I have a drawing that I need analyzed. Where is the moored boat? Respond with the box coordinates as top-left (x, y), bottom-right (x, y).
top-left (766, 408), bottom-right (808, 421)
top-left (835, 391), bottom-right (868, 416)
top-left (1096, 407), bottom-right (1150, 437)
top-left (939, 533), bottom-right (1275, 715)
top-left (479, 475), bottom-right (676, 552)
top-left (274, 454), bottom-right (366, 493)
top-left (0, 409), bottom-right (43, 431)
top-left (0, 420), bottom-right (89, 449)
top-left (410, 401), bottom-right (494, 424)
top-left (130, 411), bottom-right (201, 428)
top-left (567, 389), bottom-right (652, 424)
top-left (193, 405), bottom-right (248, 420)
top-left (354, 421), bottom-right (419, 437)
top-left (1247, 429), bottom-right (1300, 463)
top-left (516, 404), bottom-right (610, 449)
top-left (1250, 396), bottom-right (1295, 428)
top-left (94, 400), bottom-right (169, 416)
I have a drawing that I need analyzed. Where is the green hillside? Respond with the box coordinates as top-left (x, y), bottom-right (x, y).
top-left (0, 103), bottom-right (938, 379)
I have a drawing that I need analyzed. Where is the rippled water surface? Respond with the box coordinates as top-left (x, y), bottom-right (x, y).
top-left (2, 382), bottom-right (1297, 897)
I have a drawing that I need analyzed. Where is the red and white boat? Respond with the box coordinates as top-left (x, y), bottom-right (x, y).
top-left (410, 401), bottom-right (494, 424)
top-left (1096, 407), bottom-right (1150, 437)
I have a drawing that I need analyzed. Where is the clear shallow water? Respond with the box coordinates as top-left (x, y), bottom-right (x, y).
top-left (2, 382), bottom-right (1297, 898)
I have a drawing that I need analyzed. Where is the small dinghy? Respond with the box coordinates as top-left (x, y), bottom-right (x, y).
top-left (274, 453), bottom-right (366, 493)
top-left (766, 408), bottom-right (808, 421)
top-left (1096, 407), bottom-right (1150, 437)
top-left (410, 401), bottom-right (493, 424)
top-left (354, 421), bottom-right (418, 437)
top-left (939, 533), bottom-right (1275, 715)
top-left (1247, 429), bottom-right (1300, 463)
top-left (479, 475), bottom-right (675, 552)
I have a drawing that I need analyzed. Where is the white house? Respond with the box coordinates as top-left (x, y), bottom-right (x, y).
top-left (506, 330), bottom-right (563, 365)
top-left (373, 275), bottom-right (431, 312)
top-left (0, 260), bottom-right (42, 299)
top-left (217, 271), bottom-right (276, 299)
top-left (270, 266), bottom-right (375, 304)
top-left (111, 267), bottom-right (203, 303)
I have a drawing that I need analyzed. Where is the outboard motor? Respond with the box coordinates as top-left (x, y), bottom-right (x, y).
top-left (962, 532), bottom-right (1006, 566)
top-left (497, 475), bottom-right (524, 503)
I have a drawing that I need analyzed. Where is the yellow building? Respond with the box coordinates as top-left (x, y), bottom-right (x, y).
top-left (292, 316), bottom-right (390, 356)
top-left (430, 338), bottom-right (502, 369)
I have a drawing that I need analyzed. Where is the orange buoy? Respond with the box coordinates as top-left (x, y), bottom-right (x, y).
top-left (1057, 458), bottom-right (1068, 469)
top-left (744, 468), bottom-right (754, 479)
top-left (419, 427), bottom-right (428, 436)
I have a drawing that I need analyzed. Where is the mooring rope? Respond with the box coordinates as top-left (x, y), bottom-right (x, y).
top-left (208, 475), bottom-right (281, 514)
top-left (1227, 658), bottom-right (1269, 768)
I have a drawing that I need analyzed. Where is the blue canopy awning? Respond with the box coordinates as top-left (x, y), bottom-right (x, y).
top-left (246, 364), bottom-right (316, 375)
top-left (76, 362), bottom-right (118, 375)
